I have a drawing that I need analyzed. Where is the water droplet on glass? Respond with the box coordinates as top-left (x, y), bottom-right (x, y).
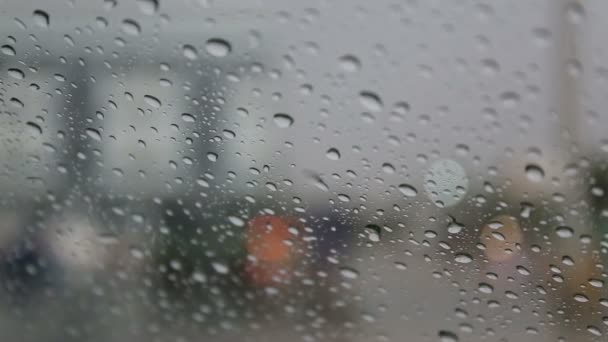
top-left (228, 216), bottom-right (245, 227)
top-left (26, 121), bottom-right (42, 136)
top-left (339, 267), bottom-right (359, 279)
top-left (338, 54), bottom-right (361, 72)
top-left (555, 225), bottom-right (574, 238)
top-left (207, 152), bottom-right (218, 162)
top-left (137, 0), bottom-right (158, 15)
top-left (211, 261), bottom-right (229, 274)
top-left (525, 164), bottom-right (544, 182)
top-left (273, 113), bottom-right (294, 128)
top-left (359, 91), bottom-right (383, 112)
top-left (398, 184), bottom-right (418, 197)
top-left (183, 44), bottom-right (198, 60)
top-left (454, 253), bottom-right (473, 264)
top-left (32, 10), bottom-right (49, 28)
top-left (85, 127), bottom-right (102, 141)
top-left (121, 19), bottom-right (141, 36)
top-left (7, 68), bottom-right (24, 79)
top-left (364, 224), bottom-right (381, 242)
top-left (438, 330), bottom-right (459, 342)
top-left (143, 95), bottom-right (161, 108)
top-left (326, 148), bottom-right (341, 160)
top-left (478, 282), bottom-right (494, 294)
top-left (1, 45), bottom-right (15, 56)
top-left (205, 38), bottom-right (231, 57)
top-left (181, 113), bottom-right (195, 122)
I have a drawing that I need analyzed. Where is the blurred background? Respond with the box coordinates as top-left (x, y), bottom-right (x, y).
top-left (0, 0), bottom-right (607, 341)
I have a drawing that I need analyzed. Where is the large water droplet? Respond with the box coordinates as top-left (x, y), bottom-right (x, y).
top-left (121, 19), bottom-right (141, 36)
top-left (359, 91), bottom-right (383, 112)
top-left (137, 0), bottom-right (158, 15)
top-left (525, 164), bottom-right (544, 182)
top-left (143, 95), bottom-right (161, 108)
top-left (183, 44), bottom-right (198, 60)
top-left (555, 225), bottom-right (574, 238)
top-left (339, 267), bottom-right (359, 279)
top-left (7, 68), bottom-right (24, 79)
top-left (33, 10), bottom-right (50, 28)
top-left (338, 54), bottom-right (361, 72)
top-left (273, 113), bottom-right (294, 128)
top-left (398, 184), bottom-right (418, 197)
top-left (85, 127), bottom-right (102, 141)
top-left (326, 148), bottom-right (341, 160)
top-left (205, 38), bottom-right (231, 57)
top-left (454, 253), bottom-right (473, 264)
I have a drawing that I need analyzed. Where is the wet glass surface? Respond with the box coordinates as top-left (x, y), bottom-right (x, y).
top-left (0, 0), bottom-right (607, 341)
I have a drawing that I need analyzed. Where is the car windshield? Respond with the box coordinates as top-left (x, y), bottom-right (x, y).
top-left (0, 1), bottom-right (607, 341)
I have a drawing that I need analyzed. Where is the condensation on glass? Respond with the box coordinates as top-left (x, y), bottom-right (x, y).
top-left (0, 0), bottom-right (606, 341)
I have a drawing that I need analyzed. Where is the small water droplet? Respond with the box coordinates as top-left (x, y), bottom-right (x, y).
top-left (207, 152), bottom-right (218, 162)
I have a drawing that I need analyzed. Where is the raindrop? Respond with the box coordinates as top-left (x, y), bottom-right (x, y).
top-left (26, 121), bottom-right (42, 136)
top-left (364, 224), bottom-right (381, 242)
top-left (273, 113), bottom-right (294, 128)
top-left (454, 253), bottom-right (473, 264)
top-left (359, 91), bottom-right (383, 112)
top-left (326, 148), bottom-right (341, 160)
top-left (207, 152), bottom-right (218, 162)
top-left (339, 267), bottom-right (359, 279)
top-left (525, 164), bottom-right (544, 182)
top-left (183, 44), bottom-right (198, 60)
top-left (137, 0), bottom-right (158, 15)
top-left (181, 113), bottom-right (195, 122)
top-left (205, 38), bottom-right (231, 57)
top-left (85, 127), bottom-right (102, 141)
top-left (143, 95), bottom-right (161, 108)
top-left (32, 10), bottom-right (49, 28)
top-left (7, 68), bottom-right (24, 79)
top-left (228, 216), bottom-right (245, 227)
top-left (478, 282), bottom-right (494, 294)
top-left (121, 19), bottom-right (141, 36)
top-left (211, 262), bottom-right (229, 274)
top-left (438, 330), bottom-right (459, 342)
top-left (398, 184), bottom-right (418, 197)
top-left (9, 97), bottom-right (24, 108)
top-left (338, 54), bottom-right (361, 72)
top-left (1, 45), bottom-right (15, 56)
top-left (555, 226), bottom-right (573, 238)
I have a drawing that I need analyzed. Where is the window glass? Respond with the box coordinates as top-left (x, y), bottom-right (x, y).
top-left (0, 1), bottom-right (607, 341)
